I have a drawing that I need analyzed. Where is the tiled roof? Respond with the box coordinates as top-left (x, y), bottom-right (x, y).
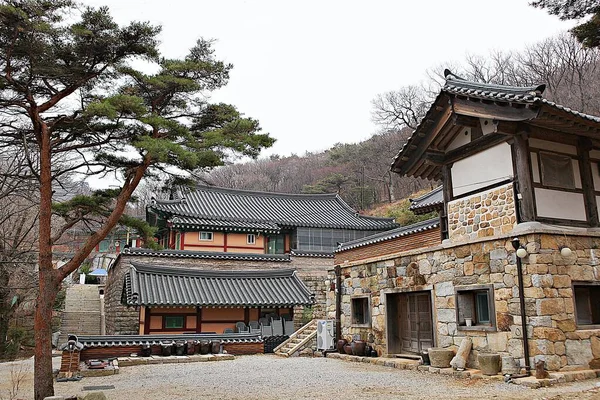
top-left (409, 186), bottom-right (444, 214)
top-left (443, 72), bottom-right (600, 123)
top-left (336, 218), bottom-right (440, 252)
top-left (121, 262), bottom-right (315, 307)
top-left (121, 247), bottom-right (291, 262)
top-left (171, 216), bottom-right (280, 234)
top-left (74, 333), bottom-right (262, 347)
top-left (150, 185), bottom-right (397, 231)
top-left (289, 250), bottom-right (334, 258)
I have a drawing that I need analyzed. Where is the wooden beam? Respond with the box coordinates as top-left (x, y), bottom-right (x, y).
top-left (452, 97), bottom-right (539, 121)
top-left (452, 114), bottom-right (479, 128)
top-left (393, 104), bottom-right (453, 175)
top-left (424, 150), bottom-right (445, 166)
top-left (578, 137), bottom-right (599, 227)
top-left (512, 133), bottom-right (535, 222)
top-left (442, 132), bottom-right (509, 165)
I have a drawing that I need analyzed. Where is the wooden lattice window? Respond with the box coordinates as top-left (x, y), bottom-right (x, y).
top-left (539, 151), bottom-right (575, 189)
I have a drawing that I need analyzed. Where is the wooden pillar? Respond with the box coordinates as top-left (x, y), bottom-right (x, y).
top-left (578, 137), bottom-right (599, 227)
top-left (512, 134), bottom-right (536, 222)
top-left (441, 164), bottom-right (453, 240)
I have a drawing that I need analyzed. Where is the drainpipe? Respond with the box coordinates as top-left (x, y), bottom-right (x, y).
top-left (335, 265), bottom-right (342, 342)
top-left (511, 238), bottom-right (531, 375)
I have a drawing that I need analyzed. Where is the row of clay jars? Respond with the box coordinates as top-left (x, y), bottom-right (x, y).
top-left (337, 339), bottom-right (373, 356)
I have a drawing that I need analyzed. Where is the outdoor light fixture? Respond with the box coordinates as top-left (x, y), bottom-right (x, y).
top-left (559, 246), bottom-right (573, 257)
top-left (510, 237), bottom-right (531, 375)
top-left (511, 238), bottom-right (528, 258)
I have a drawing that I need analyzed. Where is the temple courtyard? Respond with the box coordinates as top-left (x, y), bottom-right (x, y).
top-left (1, 355), bottom-right (599, 399)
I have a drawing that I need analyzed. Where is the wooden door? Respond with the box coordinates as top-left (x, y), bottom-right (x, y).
top-left (399, 292), bottom-right (433, 354)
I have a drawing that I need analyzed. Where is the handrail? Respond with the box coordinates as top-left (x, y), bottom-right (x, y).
top-left (273, 319), bottom-right (316, 353)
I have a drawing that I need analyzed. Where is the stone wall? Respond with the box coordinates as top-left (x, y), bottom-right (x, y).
top-left (105, 253), bottom-right (331, 334)
top-left (329, 232), bottom-right (600, 370)
top-left (447, 183), bottom-right (516, 243)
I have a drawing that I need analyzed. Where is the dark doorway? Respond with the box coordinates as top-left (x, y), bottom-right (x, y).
top-left (387, 291), bottom-right (433, 354)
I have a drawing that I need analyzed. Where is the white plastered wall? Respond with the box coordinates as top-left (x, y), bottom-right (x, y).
top-left (451, 143), bottom-right (513, 197)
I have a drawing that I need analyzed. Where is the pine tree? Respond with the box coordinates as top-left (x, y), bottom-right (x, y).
top-left (0, 2), bottom-right (273, 398)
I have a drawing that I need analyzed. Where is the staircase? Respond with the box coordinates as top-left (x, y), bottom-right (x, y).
top-left (274, 319), bottom-right (317, 357)
top-left (59, 284), bottom-right (102, 344)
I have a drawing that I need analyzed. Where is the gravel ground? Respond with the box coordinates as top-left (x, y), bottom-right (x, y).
top-left (1, 355), bottom-right (599, 400)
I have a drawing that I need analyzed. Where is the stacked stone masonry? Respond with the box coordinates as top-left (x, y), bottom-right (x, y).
top-left (329, 232), bottom-right (600, 371)
top-left (448, 183), bottom-right (516, 243)
top-left (105, 254), bottom-right (330, 335)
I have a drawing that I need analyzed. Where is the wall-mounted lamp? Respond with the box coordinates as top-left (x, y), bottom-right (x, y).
top-left (559, 246), bottom-right (573, 257)
top-left (511, 238), bottom-right (528, 258)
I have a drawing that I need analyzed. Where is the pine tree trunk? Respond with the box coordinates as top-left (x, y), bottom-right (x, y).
top-left (34, 121), bottom-right (57, 400)
top-left (34, 267), bottom-right (58, 400)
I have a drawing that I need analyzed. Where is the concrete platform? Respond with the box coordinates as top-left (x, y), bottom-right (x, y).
top-left (325, 352), bottom-right (600, 389)
top-left (116, 353), bottom-right (235, 367)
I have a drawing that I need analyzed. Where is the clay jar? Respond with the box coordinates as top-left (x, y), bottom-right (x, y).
top-left (337, 339), bottom-right (348, 354)
top-left (200, 340), bottom-right (210, 355)
top-left (351, 340), bottom-right (366, 356)
top-left (211, 340), bottom-right (221, 354)
top-left (344, 344), bottom-right (353, 355)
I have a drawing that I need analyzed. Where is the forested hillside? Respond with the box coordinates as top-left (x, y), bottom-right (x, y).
top-left (199, 33), bottom-right (600, 213)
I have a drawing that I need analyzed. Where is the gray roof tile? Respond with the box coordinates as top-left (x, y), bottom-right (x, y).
top-left (122, 262), bottom-right (314, 307)
top-left (409, 186), bottom-right (444, 214)
top-left (171, 216), bottom-right (280, 233)
top-left (150, 185), bottom-right (397, 231)
top-left (74, 333), bottom-right (262, 347)
top-left (122, 248), bottom-right (291, 262)
top-left (336, 218), bottom-right (440, 252)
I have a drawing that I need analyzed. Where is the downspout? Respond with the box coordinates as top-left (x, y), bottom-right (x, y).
top-left (335, 265), bottom-right (342, 343)
top-left (511, 238), bottom-right (531, 375)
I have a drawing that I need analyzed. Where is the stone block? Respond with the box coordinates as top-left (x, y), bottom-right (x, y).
top-left (536, 298), bottom-right (565, 315)
top-left (532, 274), bottom-right (553, 288)
top-left (553, 275), bottom-right (571, 288)
top-left (487, 332), bottom-right (509, 352)
top-left (565, 339), bottom-right (593, 366)
top-left (591, 336), bottom-right (600, 359)
top-left (478, 353), bottom-right (501, 375)
top-left (428, 348), bottom-right (455, 368)
top-left (507, 339), bottom-right (523, 358)
top-left (533, 327), bottom-right (566, 341)
top-left (555, 341), bottom-right (566, 356)
top-left (490, 248), bottom-right (508, 260)
top-left (529, 316), bottom-right (552, 327)
top-left (523, 287), bottom-right (545, 299)
top-left (436, 309), bottom-right (456, 323)
top-left (435, 282), bottom-right (454, 297)
top-left (474, 262), bottom-right (490, 275)
top-left (83, 393), bottom-right (108, 400)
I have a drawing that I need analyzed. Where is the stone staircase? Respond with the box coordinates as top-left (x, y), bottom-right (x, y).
top-left (274, 319), bottom-right (317, 357)
top-left (59, 284), bottom-right (102, 344)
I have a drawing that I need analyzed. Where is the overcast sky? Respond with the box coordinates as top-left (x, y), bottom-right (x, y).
top-left (84, 0), bottom-right (574, 158)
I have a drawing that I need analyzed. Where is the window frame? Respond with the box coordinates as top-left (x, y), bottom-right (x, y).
top-left (350, 295), bottom-right (371, 327)
top-left (247, 233), bottom-right (256, 245)
top-left (455, 284), bottom-right (496, 332)
top-left (538, 150), bottom-right (576, 190)
top-left (199, 231), bottom-right (213, 241)
top-left (572, 281), bottom-right (600, 329)
top-left (164, 315), bottom-right (185, 329)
